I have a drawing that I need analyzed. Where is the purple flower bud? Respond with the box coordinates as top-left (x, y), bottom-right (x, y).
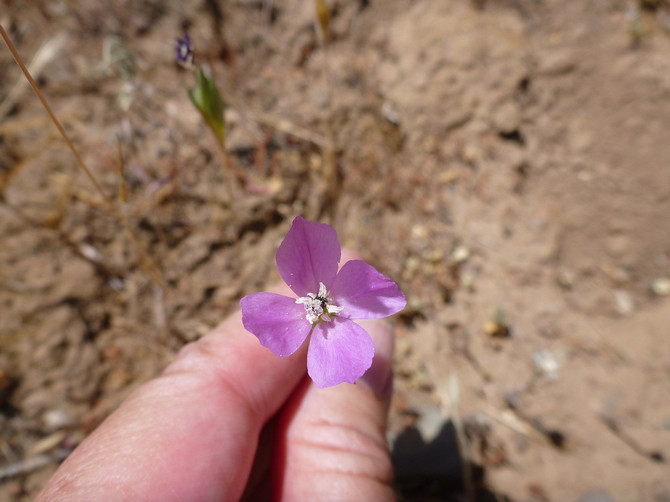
top-left (175, 33), bottom-right (194, 68)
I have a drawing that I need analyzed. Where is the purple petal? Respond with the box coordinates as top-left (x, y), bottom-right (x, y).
top-left (307, 318), bottom-right (374, 388)
top-left (276, 217), bottom-right (341, 297)
top-left (329, 260), bottom-right (406, 320)
top-left (240, 293), bottom-right (311, 357)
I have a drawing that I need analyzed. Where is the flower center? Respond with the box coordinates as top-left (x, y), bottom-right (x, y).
top-left (295, 282), bottom-right (343, 324)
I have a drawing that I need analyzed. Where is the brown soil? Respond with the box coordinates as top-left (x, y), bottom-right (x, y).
top-left (1, 1), bottom-right (670, 501)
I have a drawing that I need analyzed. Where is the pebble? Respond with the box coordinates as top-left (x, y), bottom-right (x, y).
top-left (493, 101), bottom-right (521, 135)
top-left (601, 264), bottom-right (631, 285)
top-left (410, 224), bottom-right (428, 240)
top-left (405, 255), bottom-right (421, 272)
top-left (538, 49), bottom-right (577, 76)
top-left (557, 269), bottom-right (576, 290)
top-left (533, 349), bottom-right (563, 380)
top-left (451, 245), bottom-right (470, 263)
top-left (461, 270), bottom-right (476, 290)
top-left (613, 290), bottom-right (634, 315)
top-left (407, 296), bottom-right (423, 312)
top-left (78, 243), bottom-right (102, 263)
top-left (381, 100), bottom-right (401, 124)
top-left (43, 408), bottom-right (75, 431)
top-left (650, 277), bottom-right (670, 296)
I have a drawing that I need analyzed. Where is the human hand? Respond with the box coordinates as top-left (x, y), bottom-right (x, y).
top-left (36, 251), bottom-right (395, 501)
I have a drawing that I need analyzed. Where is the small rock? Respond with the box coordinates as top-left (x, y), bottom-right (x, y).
top-left (533, 349), bottom-right (563, 381)
top-left (410, 224), bottom-right (428, 240)
top-left (404, 256), bottom-right (421, 273)
top-left (381, 100), bottom-right (401, 124)
top-left (108, 277), bottom-right (125, 291)
top-left (462, 143), bottom-right (480, 164)
top-left (43, 408), bottom-right (75, 431)
top-left (484, 315), bottom-right (512, 338)
top-left (492, 101), bottom-right (521, 135)
top-left (601, 264), bottom-right (631, 285)
top-left (557, 269), bottom-right (576, 290)
top-left (491, 308), bottom-right (511, 332)
top-left (407, 295), bottom-right (423, 312)
top-left (78, 243), bottom-right (102, 263)
top-left (538, 49), bottom-right (577, 76)
top-left (613, 290), bottom-right (634, 315)
top-left (424, 249), bottom-right (444, 263)
top-left (451, 245), bottom-right (470, 263)
top-left (461, 270), bottom-right (476, 290)
top-left (650, 277), bottom-right (670, 296)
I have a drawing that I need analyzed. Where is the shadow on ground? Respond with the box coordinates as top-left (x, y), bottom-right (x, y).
top-left (392, 421), bottom-right (510, 502)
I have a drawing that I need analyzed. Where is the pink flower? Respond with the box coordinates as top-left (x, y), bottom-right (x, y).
top-left (240, 217), bottom-right (406, 388)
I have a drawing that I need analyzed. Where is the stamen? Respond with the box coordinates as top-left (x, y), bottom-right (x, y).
top-left (295, 282), bottom-right (343, 324)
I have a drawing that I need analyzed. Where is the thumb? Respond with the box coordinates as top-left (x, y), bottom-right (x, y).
top-left (272, 317), bottom-right (395, 501)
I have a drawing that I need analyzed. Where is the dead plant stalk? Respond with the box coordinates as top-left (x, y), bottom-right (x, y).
top-left (0, 24), bottom-right (164, 287)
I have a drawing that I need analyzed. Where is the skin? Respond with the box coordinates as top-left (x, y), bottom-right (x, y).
top-left (37, 251), bottom-right (395, 502)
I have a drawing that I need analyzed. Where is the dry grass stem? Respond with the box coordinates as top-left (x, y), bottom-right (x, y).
top-left (0, 24), bottom-right (164, 287)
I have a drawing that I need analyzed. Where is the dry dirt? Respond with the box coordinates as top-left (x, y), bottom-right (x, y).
top-left (1, 1), bottom-right (670, 501)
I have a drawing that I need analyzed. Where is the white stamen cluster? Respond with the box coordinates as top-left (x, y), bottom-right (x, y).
top-left (296, 282), bottom-right (344, 324)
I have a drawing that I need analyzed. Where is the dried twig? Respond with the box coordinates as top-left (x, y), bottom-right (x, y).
top-left (0, 448), bottom-right (70, 481)
top-left (482, 404), bottom-right (563, 448)
top-left (601, 413), bottom-right (665, 464)
top-left (0, 24), bottom-right (164, 287)
top-left (0, 31), bottom-right (67, 120)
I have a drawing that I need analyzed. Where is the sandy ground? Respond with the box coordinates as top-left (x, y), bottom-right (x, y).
top-left (1, 1), bottom-right (670, 500)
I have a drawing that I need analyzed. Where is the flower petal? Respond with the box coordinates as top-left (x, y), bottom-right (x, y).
top-left (240, 293), bottom-right (311, 357)
top-left (330, 260), bottom-right (406, 319)
top-left (276, 216), bottom-right (341, 297)
top-left (307, 318), bottom-right (374, 388)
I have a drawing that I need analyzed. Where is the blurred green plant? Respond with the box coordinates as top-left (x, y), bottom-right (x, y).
top-left (101, 36), bottom-right (137, 81)
top-left (187, 68), bottom-right (226, 150)
top-left (184, 58), bottom-right (242, 205)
